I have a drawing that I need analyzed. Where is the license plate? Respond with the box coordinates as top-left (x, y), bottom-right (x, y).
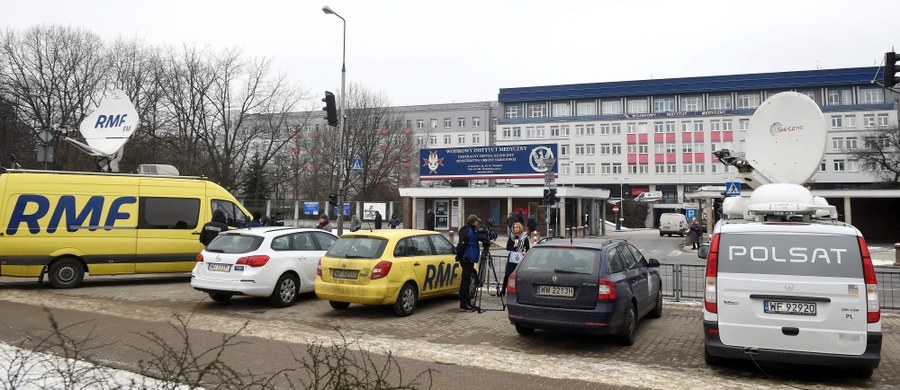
top-left (764, 300), bottom-right (817, 316)
top-left (536, 285), bottom-right (574, 297)
top-left (207, 263), bottom-right (231, 272)
top-left (332, 269), bottom-right (358, 279)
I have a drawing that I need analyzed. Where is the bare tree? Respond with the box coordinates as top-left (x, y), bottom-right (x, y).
top-left (850, 125), bottom-right (900, 187)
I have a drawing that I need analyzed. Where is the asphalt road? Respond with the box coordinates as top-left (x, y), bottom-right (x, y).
top-left (0, 229), bottom-right (897, 389)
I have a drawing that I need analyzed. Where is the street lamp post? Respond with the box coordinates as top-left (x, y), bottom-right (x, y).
top-left (323, 5), bottom-right (347, 235)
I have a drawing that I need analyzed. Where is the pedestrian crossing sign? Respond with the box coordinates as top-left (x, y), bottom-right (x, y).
top-left (725, 181), bottom-right (741, 197)
top-left (351, 157), bottom-right (363, 173)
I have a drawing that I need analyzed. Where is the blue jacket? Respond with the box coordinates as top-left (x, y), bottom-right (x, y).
top-left (464, 225), bottom-right (480, 263)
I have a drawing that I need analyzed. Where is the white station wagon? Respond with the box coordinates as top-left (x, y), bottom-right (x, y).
top-left (192, 227), bottom-right (338, 307)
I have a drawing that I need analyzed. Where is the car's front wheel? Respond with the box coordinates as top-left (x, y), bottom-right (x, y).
top-left (270, 273), bottom-right (299, 308)
top-left (47, 257), bottom-right (84, 289)
top-left (393, 282), bottom-right (418, 317)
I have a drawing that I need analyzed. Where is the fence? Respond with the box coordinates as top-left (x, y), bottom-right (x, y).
top-left (482, 255), bottom-right (900, 310)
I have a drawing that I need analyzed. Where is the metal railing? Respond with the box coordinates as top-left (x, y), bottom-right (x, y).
top-left (487, 255), bottom-right (900, 310)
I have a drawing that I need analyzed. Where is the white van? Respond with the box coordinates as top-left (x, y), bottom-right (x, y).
top-left (658, 213), bottom-right (687, 237)
top-left (699, 184), bottom-right (881, 378)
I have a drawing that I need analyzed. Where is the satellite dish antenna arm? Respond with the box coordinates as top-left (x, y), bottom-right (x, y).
top-left (63, 136), bottom-right (109, 157)
top-left (713, 148), bottom-right (773, 189)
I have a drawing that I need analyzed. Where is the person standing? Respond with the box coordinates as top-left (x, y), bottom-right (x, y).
top-left (389, 213), bottom-right (401, 229)
top-left (317, 214), bottom-right (333, 231)
top-left (349, 213), bottom-right (361, 232)
top-left (689, 219), bottom-right (702, 249)
top-left (199, 209), bottom-right (229, 247)
top-left (515, 210), bottom-right (525, 225)
top-left (374, 211), bottom-right (383, 229)
top-left (247, 211), bottom-right (263, 228)
top-left (501, 222), bottom-right (530, 296)
top-left (456, 214), bottom-right (481, 312)
top-left (526, 214), bottom-right (537, 235)
top-left (425, 208), bottom-right (436, 231)
top-left (506, 212), bottom-right (515, 237)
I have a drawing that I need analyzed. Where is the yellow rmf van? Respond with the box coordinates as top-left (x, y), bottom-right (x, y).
top-left (0, 169), bottom-right (250, 288)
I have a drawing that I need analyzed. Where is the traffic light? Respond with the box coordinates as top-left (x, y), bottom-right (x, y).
top-left (885, 52), bottom-right (898, 89)
top-left (548, 188), bottom-right (558, 205)
top-left (542, 189), bottom-right (551, 205)
top-left (542, 188), bottom-right (558, 205)
top-left (328, 193), bottom-right (337, 206)
top-left (322, 91), bottom-right (338, 127)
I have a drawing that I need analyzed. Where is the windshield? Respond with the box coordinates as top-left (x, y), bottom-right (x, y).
top-left (326, 236), bottom-right (388, 259)
top-left (206, 234), bottom-right (263, 253)
top-left (519, 247), bottom-right (598, 275)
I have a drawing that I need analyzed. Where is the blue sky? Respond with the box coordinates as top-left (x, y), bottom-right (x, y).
top-left (2, 0), bottom-right (896, 106)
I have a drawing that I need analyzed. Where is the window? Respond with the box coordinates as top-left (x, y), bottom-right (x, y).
top-left (654, 122), bottom-right (665, 133)
top-left (415, 136), bottom-right (424, 145)
top-left (458, 135), bottom-right (465, 144)
top-left (550, 125), bottom-right (560, 137)
top-left (627, 123), bottom-right (636, 134)
top-left (472, 134), bottom-right (480, 144)
top-left (859, 88), bottom-right (884, 104)
top-left (722, 120), bottom-right (733, 131)
top-left (586, 124), bottom-right (595, 136)
top-left (612, 163), bottom-right (622, 174)
top-left (638, 144), bottom-right (649, 153)
top-left (681, 96), bottom-right (702, 111)
top-left (505, 104), bottom-right (522, 119)
top-left (601, 99), bottom-right (622, 114)
top-left (611, 143), bottom-right (622, 155)
top-left (512, 127), bottom-right (521, 138)
top-left (611, 124), bottom-right (621, 134)
top-left (561, 163), bottom-right (570, 175)
top-left (654, 97), bottom-right (675, 113)
top-left (561, 125), bottom-right (570, 136)
top-left (693, 121), bottom-right (704, 132)
top-left (140, 197), bottom-right (200, 229)
top-left (586, 163), bottom-right (597, 175)
top-left (666, 121), bottom-right (676, 133)
top-left (708, 94), bottom-right (732, 110)
top-left (601, 163), bottom-right (611, 174)
top-left (429, 136), bottom-right (437, 145)
top-left (695, 164), bottom-right (705, 173)
top-left (710, 120), bottom-right (721, 131)
top-left (575, 125), bottom-right (585, 136)
top-left (626, 98), bottom-right (649, 114)
top-left (443, 135), bottom-right (451, 144)
top-left (430, 119), bottom-right (437, 129)
top-left (586, 144), bottom-right (596, 155)
top-left (833, 159), bottom-right (845, 172)
top-left (405, 120), bottom-right (412, 129)
top-left (831, 115), bottom-right (843, 128)
top-left (560, 144), bottom-right (570, 156)
top-left (576, 101), bottom-right (596, 116)
top-left (848, 159), bottom-right (859, 172)
top-left (458, 118), bottom-right (466, 127)
top-left (844, 115), bottom-right (856, 128)
top-left (736, 93), bottom-right (761, 109)
top-left (600, 124), bottom-right (610, 135)
top-left (683, 164), bottom-right (693, 174)
top-left (601, 143), bottom-right (611, 155)
top-left (416, 119), bottom-right (424, 129)
top-left (444, 118), bottom-right (452, 128)
top-left (627, 144), bottom-right (637, 154)
top-left (832, 137), bottom-right (844, 150)
top-left (628, 164), bottom-right (637, 174)
top-left (682, 143), bottom-right (694, 153)
top-left (740, 119), bottom-right (749, 130)
top-left (864, 114), bottom-right (875, 128)
top-left (877, 114), bottom-right (889, 127)
top-left (526, 126), bottom-right (536, 138)
top-left (827, 88), bottom-right (853, 105)
top-left (501, 127), bottom-right (511, 138)
top-left (820, 160), bottom-right (826, 172)
top-left (552, 102), bottom-right (571, 117)
top-left (536, 126), bottom-right (545, 137)
top-left (575, 163), bottom-right (585, 175)
top-left (845, 137), bottom-right (857, 150)
top-left (528, 103), bottom-right (546, 118)
top-left (575, 144), bottom-right (585, 155)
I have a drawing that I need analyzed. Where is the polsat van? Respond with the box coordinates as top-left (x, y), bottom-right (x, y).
top-left (0, 169), bottom-right (250, 288)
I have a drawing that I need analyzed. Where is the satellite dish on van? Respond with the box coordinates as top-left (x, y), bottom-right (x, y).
top-left (77, 90), bottom-right (139, 157)
top-left (744, 92), bottom-right (826, 185)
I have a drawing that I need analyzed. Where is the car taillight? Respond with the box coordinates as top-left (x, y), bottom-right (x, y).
top-left (858, 236), bottom-right (880, 323)
top-left (316, 258), bottom-right (322, 277)
top-left (370, 261), bottom-right (392, 280)
top-left (597, 278), bottom-right (617, 301)
top-left (704, 234), bottom-right (720, 314)
top-left (236, 255), bottom-right (270, 267)
top-left (196, 253), bottom-right (204, 262)
top-left (507, 272), bottom-right (517, 295)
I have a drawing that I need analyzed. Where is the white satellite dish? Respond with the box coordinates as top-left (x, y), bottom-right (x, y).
top-left (78, 90), bottom-right (139, 157)
top-left (744, 92), bottom-right (826, 185)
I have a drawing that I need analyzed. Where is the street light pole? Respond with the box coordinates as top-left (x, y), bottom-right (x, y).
top-left (323, 5), bottom-right (347, 235)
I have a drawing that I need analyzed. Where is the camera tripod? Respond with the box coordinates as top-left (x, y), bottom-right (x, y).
top-left (469, 242), bottom-right (506, 313)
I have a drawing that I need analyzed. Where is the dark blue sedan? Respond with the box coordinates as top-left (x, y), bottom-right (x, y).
top-left (506, 238), bottom-right (663, 345)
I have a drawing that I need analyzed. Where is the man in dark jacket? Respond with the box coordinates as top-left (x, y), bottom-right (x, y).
top-left (200, 209), bottom-right (229, 246)
top-left (374, 211), bottom-right (383, 229)
top-left (456, 214), bottom-right (481, 312)
top-left (425, 208), bottom-right (435, 230)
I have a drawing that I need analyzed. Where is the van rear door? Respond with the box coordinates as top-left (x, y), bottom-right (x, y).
top-left (715, 231), bottom-right (868, 355)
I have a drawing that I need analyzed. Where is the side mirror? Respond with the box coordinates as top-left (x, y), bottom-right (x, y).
top-left (698, 243), bottom-right (710, 259)
top-left (648, 258), bottom-right (660, 268)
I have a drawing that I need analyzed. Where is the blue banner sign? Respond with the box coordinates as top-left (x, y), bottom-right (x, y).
top-left (419, 143), bottom-right (558, 180)
top-left (303, 202), bottom-right (320, 216)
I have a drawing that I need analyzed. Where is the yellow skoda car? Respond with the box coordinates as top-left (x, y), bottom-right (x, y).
top-left (315, 229), bottom-right (472, 316)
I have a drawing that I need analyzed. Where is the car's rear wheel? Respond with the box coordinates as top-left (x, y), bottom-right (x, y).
top-left (515, 324), bottom-right (534, 336)
top-left (659, 231), bottom-right (664, 237)
top-left (393, 282), bottom-right (418, 317)
top-left (850, 366), bottom-right (874, 379)
top-left (329, 301), bottom-right (350, 310)
top-left (209, 293), bottom-right (232, 303)
top-left (47, 257), bottom-right (85, 289)
top-left (649, 284), bottom-right (663, 318)
top-left (618, 303), bottom-right (637, 346)
top-left (270, 273), bottom-right (299, 308)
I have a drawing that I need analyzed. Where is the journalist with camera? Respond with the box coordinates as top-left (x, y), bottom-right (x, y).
top-left (455, 214), bottom-right (491, 312)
